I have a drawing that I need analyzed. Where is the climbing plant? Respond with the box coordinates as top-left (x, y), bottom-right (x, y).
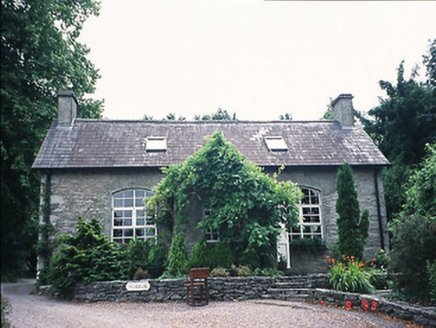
top-left (147, 132), bottom-right (302, 268)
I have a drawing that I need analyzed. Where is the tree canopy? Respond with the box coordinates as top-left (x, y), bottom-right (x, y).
top-left (389, 144), bottom-right (436, 303)
top-left (1, 0), bottom-right (102, 278)
top-left (361, 39), bottom-right (436, 218)
top-left (147, 132), bottom-right (302, 268)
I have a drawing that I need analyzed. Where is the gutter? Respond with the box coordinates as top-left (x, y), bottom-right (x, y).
top-left (374, 170), bottom-right (385, 250)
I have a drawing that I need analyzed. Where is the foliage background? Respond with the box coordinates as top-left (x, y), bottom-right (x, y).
top-left (360, 39), bottom-right (436, 219)
top-left (388, 144), bottom-right (436, 303)
top-left (1, 0), bottom-right (103, 279)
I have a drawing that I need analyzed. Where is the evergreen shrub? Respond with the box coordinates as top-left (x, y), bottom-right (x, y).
top-left (126, 238), bottom-right (150, 278)
top-left (336, 163), bottom-right (370, 260)
top-left (210, 240), bottom-right (235, 269)
top-left (148, 243), bottom-right (167, 278)
top-left (239, 247), bottom-right (260, 269)
top-left (44, 218), bottom-right (130, 297)
top-left (190, 237), bottom-right (212, 268)
top-left (167, 233), bottom-right (189, 275)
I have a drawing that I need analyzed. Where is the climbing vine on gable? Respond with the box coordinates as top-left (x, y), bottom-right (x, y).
top-left (147, 132), bottom-right (302, 268)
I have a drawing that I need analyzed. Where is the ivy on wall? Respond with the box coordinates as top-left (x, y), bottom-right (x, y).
top-left (147, 132), bottom-right (302, 268)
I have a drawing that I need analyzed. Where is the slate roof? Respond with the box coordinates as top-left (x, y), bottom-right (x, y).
top-left (32, 119), bottom-right (389, 169)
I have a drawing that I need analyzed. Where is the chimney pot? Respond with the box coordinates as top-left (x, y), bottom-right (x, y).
top-left (331, 94), bottom-right (354, 128)
top-left (57, 90), bottom-right (77, 127)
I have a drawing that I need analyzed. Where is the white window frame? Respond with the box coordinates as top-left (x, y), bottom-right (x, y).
top-left (146, 136), bottom-right (167, 152)
top-left (289, 188), bottom-right (323, 240)
top-left (112, 188), bottom-right (156, 245)
top-left (264, 136), bottom-right (288, 152)
top-left (203, 209), bottom-right (220, 243)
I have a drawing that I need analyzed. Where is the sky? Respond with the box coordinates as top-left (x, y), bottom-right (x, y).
top-left (79, 0), bottom-right (436, 121)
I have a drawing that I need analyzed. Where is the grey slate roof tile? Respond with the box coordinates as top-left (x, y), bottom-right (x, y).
top-left (32, 120), bottom-right (390, 169)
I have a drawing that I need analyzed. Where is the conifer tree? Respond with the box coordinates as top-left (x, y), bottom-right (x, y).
top-left (336, 163), bottom-right (370, 260)
top-left (167, 233), bottom-right (189, 275)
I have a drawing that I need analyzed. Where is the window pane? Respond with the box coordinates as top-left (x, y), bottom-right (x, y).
top-left (135, 190), bottom-right (145, 198)
top-left (136, 218), bottom-right (145, 226)
top-left (124, 219), bottom-right (132, 226)
top-left (114, 210), bottom-right (122, 218)
top-left (136, 228), bottom-right (144, 237)
top-left (135, 198), bottom-right (144, 207)
top-left (124, 190), bottom-right (133, 197)
top-left (303, 207), bottom-right (319, 215)
top-left (124, 229), bottom-right (133, 237)
top-left (113, 192), bottom-right (123, 198)
top-left (113, 199), bottom-right (123, 208)
top-left (114, 219), bottom-right (122, 227)
top-left (124, 210), bottom-right (132, 217)
top-left (124, 199), bottom-right (133, 207)
top-left (136, 210), bottom-right (144, 218)
top-left (113, 229), bottom-right (122, 237)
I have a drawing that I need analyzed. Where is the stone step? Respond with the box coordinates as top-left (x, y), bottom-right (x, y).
top-left (273, 282), bottom-right (307, 288)
top-left (267, 288), bottom-right (310, 301)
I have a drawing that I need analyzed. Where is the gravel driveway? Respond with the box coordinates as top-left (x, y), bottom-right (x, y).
top-left (1, 280), bottom-right (416, 328)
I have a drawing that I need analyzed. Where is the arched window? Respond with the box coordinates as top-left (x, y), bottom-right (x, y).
top-left (290, 188), bottom-right (323, 240)
top-left (112, 189), bottom-right (155, 245)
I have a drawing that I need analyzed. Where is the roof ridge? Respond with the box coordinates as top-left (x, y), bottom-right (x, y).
top-left (74, 119), bottom-right (339, 124)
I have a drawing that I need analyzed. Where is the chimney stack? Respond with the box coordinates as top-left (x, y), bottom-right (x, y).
top-left (57, 90), bottom-right (77, 127)
top-left (331, 94), bottom-right (354, 128)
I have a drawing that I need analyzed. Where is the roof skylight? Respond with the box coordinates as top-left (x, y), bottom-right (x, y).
top-left (264, 136), bottom-right (288, 152)
top-left (146, 137), bottom-right (167, 152)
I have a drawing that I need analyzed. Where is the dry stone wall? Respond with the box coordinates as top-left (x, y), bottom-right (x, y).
top-left (57, 274), bottom-right (331, 303)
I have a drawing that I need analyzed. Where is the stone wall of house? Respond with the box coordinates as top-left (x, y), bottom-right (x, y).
top-left (43, 168), bottom-right (164, 238)
top-left (41, 165), bottom-right (389, 273)
top-left (274, 166), bottom-right (389, 259)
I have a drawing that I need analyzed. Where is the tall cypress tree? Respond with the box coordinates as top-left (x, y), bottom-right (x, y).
top-left (336, 163), bottom-right (370, 260)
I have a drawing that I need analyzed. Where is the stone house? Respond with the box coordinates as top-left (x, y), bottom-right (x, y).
top-left (33, 91), bottom-right (390, 273)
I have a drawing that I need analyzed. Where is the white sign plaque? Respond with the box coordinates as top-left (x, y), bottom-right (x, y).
top-left (126, 280), bottom-right (151, 291)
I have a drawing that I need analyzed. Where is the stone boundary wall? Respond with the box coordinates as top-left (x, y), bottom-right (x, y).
top-left (308, 289), bottom-right (436, 327)
top-left (67, 274), bottom-right (330, 303)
